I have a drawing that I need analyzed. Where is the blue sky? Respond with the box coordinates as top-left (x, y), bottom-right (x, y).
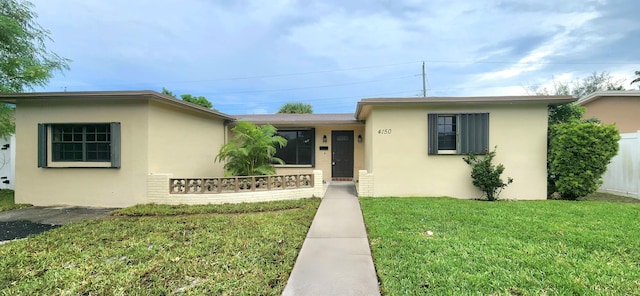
top-left (29, 0), bottom-right (640, 114)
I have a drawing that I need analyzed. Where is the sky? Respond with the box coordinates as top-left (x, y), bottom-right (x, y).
top-left (28, 0), bottom-right (640, 115)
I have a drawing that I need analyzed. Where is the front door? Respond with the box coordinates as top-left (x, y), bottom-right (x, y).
top-left (332, 131), bottom-right (354, 178)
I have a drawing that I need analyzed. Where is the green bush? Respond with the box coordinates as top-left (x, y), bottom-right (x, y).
top-left (215, 121), bottom-right (287, 176)
top-left (549, 121), bottom-right (619, 200)
top-left (463, 147), bottom-right (513, 201)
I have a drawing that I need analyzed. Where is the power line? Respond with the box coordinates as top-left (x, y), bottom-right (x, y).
top-left (63, 59), bottom-right (640, 88)
top-left (208, 75), bottom-right (418, 95)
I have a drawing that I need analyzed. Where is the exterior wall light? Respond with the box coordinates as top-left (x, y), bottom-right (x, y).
top-left (357, 135), bottom-right (363, 143)
top-left (323, 135), bottom-right (327, 142)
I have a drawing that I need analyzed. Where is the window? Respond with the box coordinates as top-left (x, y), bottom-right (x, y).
top-left (52, 124), bottom-right (111, 162)
top-left (38, 122), bottom-right (121, 168)
top-left (275, 129), bottom-right (315, 165)
top-left (428, 113), bottom-right (488, 155)
top-left (437, 115), bottom-right (457, 150)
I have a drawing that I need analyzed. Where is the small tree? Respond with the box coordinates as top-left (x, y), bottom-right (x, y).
top-left (549, 122), bottom-right (619, 200)
top-left (463, 147), bottom-right (513, 201)
top-left (215, 121), bottom-right (287, 176)
top-left (277, 102), bottom-right (313, 114)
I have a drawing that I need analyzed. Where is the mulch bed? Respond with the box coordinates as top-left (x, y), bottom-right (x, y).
top-left (0, 221), bottom-right (60, 242)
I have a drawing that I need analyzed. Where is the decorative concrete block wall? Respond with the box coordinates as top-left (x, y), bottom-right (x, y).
top-left (147, 170), bottom-right (324, 205)
top-left (358, 170), bottom-right (374, 197)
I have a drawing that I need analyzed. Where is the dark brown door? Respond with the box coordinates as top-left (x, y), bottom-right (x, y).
top-left (332, 131), bottom-right (354, 178)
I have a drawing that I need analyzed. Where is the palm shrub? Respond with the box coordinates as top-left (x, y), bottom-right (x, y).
top-left (215, 121), bottom-right (287, 176)
top-left (549, 121), bottom-right (619, 200)
top-left (463, 147), bottom-right (513, 201)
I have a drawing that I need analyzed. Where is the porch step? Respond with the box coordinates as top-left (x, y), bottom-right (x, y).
top-left (331, 178), bottom-right (353, 181)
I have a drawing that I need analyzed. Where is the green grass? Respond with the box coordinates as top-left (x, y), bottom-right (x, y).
top-left (112, 198), bottom-right (318, 216)
top-left (361, 197), bottom-right (640, 295)
top-left (0, 189), bottom-right (30, 212)
top-left (580, 191), bottom-right (640, 203)
top-left (0, 198), bottom-right (320, 295)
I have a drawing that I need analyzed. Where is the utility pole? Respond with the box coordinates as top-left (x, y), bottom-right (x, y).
top-left (422, 61), bottom-right (426, 97)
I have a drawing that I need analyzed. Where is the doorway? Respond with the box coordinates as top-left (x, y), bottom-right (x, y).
top-left (331, 131), bottom-right (354, 179)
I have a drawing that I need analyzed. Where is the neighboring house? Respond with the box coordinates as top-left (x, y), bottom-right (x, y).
top-left (0, 135), bottom-right (15, 190)
top-left (578, 90), bottom-right (640, 133)
top-left (577, 90), bottom-right (640, 198)
top-left (0, 91), bottom-right (574, 207)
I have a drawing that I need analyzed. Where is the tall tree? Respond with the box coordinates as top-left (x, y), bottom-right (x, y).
top-left (215, 121), bottom-right (287, 176)
top-left (160, 87), bottom-right (214, 110)
top-left (277, 102), bottom-right (313, 114)
top-left (0, 0), bottom-right (70, 137)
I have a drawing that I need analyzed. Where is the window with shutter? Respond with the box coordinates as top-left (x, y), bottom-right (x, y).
top-left (428, 113), bottom-right (489, 155)
top-left (37, 122), bottom-right (121, 168)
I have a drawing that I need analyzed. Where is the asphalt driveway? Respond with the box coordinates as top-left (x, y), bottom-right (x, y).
top-left (0, 206), bottom-right (115, 242)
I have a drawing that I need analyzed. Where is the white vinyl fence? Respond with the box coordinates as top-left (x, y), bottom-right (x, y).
top-left (0, 135), bottom-right (15, 190)
top-left (598, 131), bottom-right (639, 198)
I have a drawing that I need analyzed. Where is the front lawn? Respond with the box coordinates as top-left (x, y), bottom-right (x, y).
top-left (0, 189), bottom-right (30, 212)
top-left (0, 198), bottom-right (320, 295)
top-left (361, 197), bottom-right (640, 295)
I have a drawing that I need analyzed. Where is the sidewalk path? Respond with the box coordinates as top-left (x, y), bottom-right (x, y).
top-left (282, 182), bottom-right (380, 296)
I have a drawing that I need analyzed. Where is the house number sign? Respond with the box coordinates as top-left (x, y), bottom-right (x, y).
top-left (377, 129), bottom-right (392, 135)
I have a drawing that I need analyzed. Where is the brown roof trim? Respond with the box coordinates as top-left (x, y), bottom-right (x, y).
top-left (577, 90), bottom-right (640, 105)
top-left (355, 95), bottom-right (576, 119)
top-left (234, 113), bottom-right (362, 127)
top-left (0, 90), bottom-right (235, 120)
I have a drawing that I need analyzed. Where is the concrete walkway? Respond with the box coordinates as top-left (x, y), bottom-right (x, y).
top-left (282, 182), bottom-right (380, 296)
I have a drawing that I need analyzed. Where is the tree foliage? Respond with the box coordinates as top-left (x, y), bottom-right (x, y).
top-left (528, 72), bottom-right (625, 99)
top-left (180, 94), bottom-right (212, 109)
top-left (463, 147), bottom-right (513, 201)
top-left (214, 121), bottom-right (287, 176)
top-left (0, 0), bottom-right (70, 137)
top-left (528, 72), bottom-right (623, 198)
top-left (632, 70), bottom-right (640, 88)
top-left (0, 0), bottom-right (70, 93)
top-left (277, 102), bottom-right (313, 114)
top-left (161, 87), bottom-right (214, 109)
top-left (549, 122), bottom-right (620, 200)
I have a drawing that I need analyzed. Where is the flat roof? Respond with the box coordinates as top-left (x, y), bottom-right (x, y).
top-left (577, 90), bottom-right (640, 105)
top-left (0, 90), bottom-right (235, 120)
top-left (235, 113), bottom-right (361, 126)
top-left (355, 95), bottom-right (576, 119)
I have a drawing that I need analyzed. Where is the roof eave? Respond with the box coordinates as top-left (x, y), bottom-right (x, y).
top-left (577, 90), bottom-right (640, 105)
top-left (355, 96), bottom-right (576, 119)
top-left (0, 90), bottom-right (235, 121)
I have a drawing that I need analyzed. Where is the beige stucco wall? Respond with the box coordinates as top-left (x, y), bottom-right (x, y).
top-left (274, 124), bottom-right (365, 183)
top-left (147, 101), bottom-right (226, 177)
top-left (582, 97), bottom-right (640, 133)
top-left (15, 99), bottom-right (150, 207)
top-left (364, 104), bottom-right (549, 200)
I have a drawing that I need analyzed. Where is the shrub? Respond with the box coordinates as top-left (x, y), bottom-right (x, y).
top-left (215, 121), bottom-right (287, 176)
top-left (463, 147), bottom-right (513, 201)
top-left (549, 121), bottom-right (619, 200)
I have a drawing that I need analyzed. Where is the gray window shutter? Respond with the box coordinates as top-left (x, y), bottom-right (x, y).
top-left (37, 124), bottom-right (47, 167)
top-left (427, 114), bottom-right (438, 154)
top-left (110, 122), bottom-right (121, 168)
top-left (459, 113), bottom-right (489, 154)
